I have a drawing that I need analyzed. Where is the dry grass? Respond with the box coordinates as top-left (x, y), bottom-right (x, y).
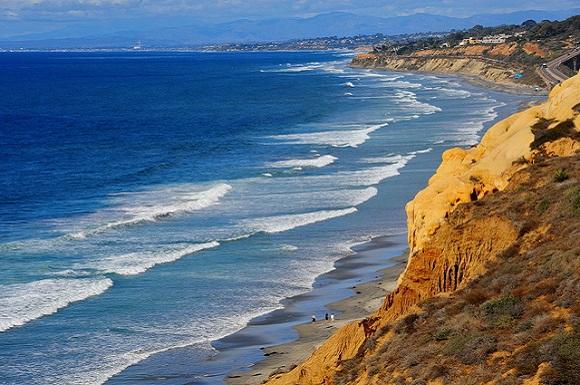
top-left (333, 155), bottom-right (580, 385)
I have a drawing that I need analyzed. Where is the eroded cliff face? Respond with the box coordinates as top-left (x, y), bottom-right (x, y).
top-left (264, 75), bottom-right (580, 385)
top-left (406, 74), bottom-right (580, 256)
top-left (350, 53), bottom-right (541, 88)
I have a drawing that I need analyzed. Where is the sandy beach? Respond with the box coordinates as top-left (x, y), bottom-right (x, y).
top-left (224, 238), bottom-right (408, 385)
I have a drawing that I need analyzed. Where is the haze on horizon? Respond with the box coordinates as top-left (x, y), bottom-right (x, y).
top-left (1, 0), bottom-right (578, 45)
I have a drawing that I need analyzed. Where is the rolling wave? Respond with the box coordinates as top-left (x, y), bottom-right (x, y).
top-left (66, 183), bottom-right (232, 240)
top-left (78, 242), bottom-right (220, 276)
top-left (242, 207), bottom-right (357, 234)
top-left (261, 62), bottom-right (324, 73)
top-left (270, 122), bottom-right (389, 148)
top-left (392, 90), bottom-right (442, 115)
top-left (266, 155), bottom-right (337, 169)
top-left (0, 278), bottom-right (113, 332)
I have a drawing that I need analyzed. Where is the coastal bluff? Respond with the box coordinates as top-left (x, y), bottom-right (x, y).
top-left (263, 75), bottom-right (580, 385)
top-left (350, 52), bottom-right (538, 90)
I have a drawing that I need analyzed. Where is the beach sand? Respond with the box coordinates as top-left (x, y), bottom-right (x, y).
top-left (224, 239), bottom-right (408, 385)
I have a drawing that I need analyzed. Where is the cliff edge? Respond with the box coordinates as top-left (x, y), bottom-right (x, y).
top-left (263, 75), bottom-right (580, 385)
top-left (350, 52), bottom-right (543, 90)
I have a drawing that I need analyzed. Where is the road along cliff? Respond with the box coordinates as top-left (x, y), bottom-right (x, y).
top-left (263, 74), bottom-right (580, 385)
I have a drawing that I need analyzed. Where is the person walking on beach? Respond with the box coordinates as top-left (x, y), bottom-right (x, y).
top-left (312, 314), bottom-right (316, 323)
top-left (330, 314), bottom-right (335, 322)
top-left (325, 313), bottom-right (329, 321)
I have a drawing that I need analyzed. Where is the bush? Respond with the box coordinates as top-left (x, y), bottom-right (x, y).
top-left (480, 295), bottom-right (524, 326)
top-left (537, 199), bottom-right (550, 213)
top-left (443, 333), bottom-right (497, 364)
top-left (426, 364), bottom-right (449, 379)
top-left (464, 287), bottom-right (489, 305)
top-left (567, 186), bottom-right (580, 214)
top-left (516, 319), bottom-right (533, 332)
top-left (549, 330), bottom-right (580, 383)
top-left (510, 340), bottom-right (544, 375)
top-left (433, 328), bottom-right (452, 341)
top-left (554, 168), bottom-right (569, 182)
top-left (510, 326), bottom-right (580, 382)
top-left (395, 313), bottom-right (420, 334)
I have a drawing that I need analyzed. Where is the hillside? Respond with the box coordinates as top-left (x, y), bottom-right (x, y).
top-left (352, 16), bottom-right (580, 89)
top-left (351, 53), bottom-right (540, 89)
top-left (262, 75), bottom-right (580, 385)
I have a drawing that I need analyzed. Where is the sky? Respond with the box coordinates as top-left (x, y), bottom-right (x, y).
top-left (3, 0), bottom-right (579, 21)
top-left (1, 0), bottom-right (578, 39)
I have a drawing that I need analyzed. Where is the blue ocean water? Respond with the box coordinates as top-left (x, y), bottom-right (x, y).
top-left (0, 51), bottom-right (536, 384)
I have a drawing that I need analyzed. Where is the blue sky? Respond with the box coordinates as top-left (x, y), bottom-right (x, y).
top-left (1, 0), bottom-right (578, 39)
top-left (3, 0), bottom-right (579, 20)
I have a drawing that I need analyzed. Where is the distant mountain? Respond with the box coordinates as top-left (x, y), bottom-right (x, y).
top-left (2, 9), bottom-right (579, 49)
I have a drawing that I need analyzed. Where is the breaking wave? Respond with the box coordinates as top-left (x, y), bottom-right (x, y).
top-left (66, 183), bottom-right (232, 240)
top-left (270, 122), bottom-right (389, 148)
top-left (0, 278), bottom-right (113, 332)
top-left (242, 208), bottom-right (358, 234)
top-left (266, 155), bottom-right (337, 169)
top-left (78, 242), bottom-right (220, 276)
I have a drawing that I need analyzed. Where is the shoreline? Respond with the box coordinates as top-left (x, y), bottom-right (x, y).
top-left (208, 69), bottom-right (542, 385)
top-left (349, 62), bottom-right (548, 96)
top-left (103, 65), bottom-right (542, 385)
top-left (214, 68), bottom-right (543, 385)
top-left (222, 235), bottom-right (408, 385)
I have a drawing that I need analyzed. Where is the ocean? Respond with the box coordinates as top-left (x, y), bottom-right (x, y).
top-left (0, 51), bottom-right (537, 384)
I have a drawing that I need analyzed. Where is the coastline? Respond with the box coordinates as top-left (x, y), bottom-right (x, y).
top-left (98, 61), bottom-right (543, 385)
top-left (213, 68), bottom-right (543, 385)
top-left (222, 236), bottom-right (408, 385)
top-left (349, 62), bottom-right (548, 96)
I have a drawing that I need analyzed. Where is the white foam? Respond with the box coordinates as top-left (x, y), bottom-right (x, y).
top-left (0, 278), bottom-right (113, 332)
top-left (231, 187), bottom-right (378, 215)
top-left (361, 153), bottom-right (416, 166)
top-left (381, 80), bottom-right (422, 89)
top-left (343, 82), bottom-right (355, 88)
top-left (432, 87), bottom-right (472, 98)
top-left (267, 155), bottom-right (337, 169)
top-left (335, 52), bottom-right (356, 57)
top-left (242, 207), bottom-right (357, 234)
top-left (392, 90), bottom-right (442, 115)
top-left (280, 244), bottom-right (299, 252)
top-left (57, 307), bottom-right (282, 385)
top-left (270, 122), bottom-right (388, 148)
top-left (262, 62), bottom-right (324, 73)
top-left (452, 101), bottom-right (505, 146)
top-left (270, 158), bottom-right (411, 191)
top-left (319, 61), bottom-right (346, 74)
top-left (66, 183), bottom-right (232, 240)
top-left (408, 148), bottom-right (433, 155)
top-left (79, 242), bottom-right (220, 276)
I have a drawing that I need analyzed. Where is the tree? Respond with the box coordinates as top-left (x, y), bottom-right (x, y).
top-left (522, 19), bottom-right (537, 28)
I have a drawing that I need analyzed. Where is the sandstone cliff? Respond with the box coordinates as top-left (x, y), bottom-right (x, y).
top-left (350, 53), bottom-right (542, 89)
top-left (264, 75), bottom-right (580, 385)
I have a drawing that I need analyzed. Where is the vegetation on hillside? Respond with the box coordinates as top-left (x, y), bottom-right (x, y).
top-left (374, 15), bottom-right (579, 64)
top-left (334, 155), bottom-right (580, 385)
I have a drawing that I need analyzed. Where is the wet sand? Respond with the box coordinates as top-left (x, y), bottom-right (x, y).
top-left (223, 237), bottom-right (408, 385)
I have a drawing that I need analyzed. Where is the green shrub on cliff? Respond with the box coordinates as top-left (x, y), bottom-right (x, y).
top-left (554, 168), bottom-right (569, 182)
